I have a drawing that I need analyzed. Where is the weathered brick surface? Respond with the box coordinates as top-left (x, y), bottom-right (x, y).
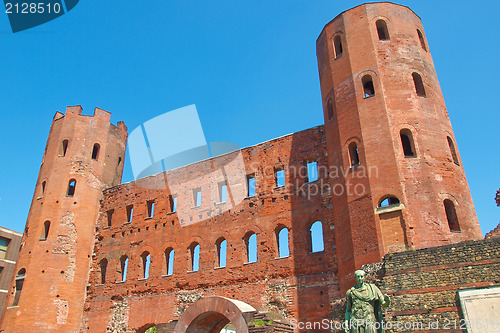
top-left (81, 126), bottom-right (340, 331)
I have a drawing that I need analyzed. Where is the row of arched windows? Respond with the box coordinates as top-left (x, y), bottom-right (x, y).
top-left (332, 20), bottom-right (427, 59)
top-left (345, 133), bottom-right (459, 167)
top-left (97, 222), bottom-right (325, 284)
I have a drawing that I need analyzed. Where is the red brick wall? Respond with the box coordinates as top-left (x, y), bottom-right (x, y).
top-left (82, 126), bottom-right (340, 332)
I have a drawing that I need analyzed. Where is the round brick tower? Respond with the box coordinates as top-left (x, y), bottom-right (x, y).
top-left (316, 2), bottom-right (482, 292)
top-left (0, 106), bottom-right (127, 331)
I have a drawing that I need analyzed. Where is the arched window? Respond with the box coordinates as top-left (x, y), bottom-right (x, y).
top-left (41, 181), bottom-right (46, 196)
top-left (378, 196), bottom-right (400, 208)
top-left (67, 179), bottom-right (76, 197)
top-left (141, 252), bottom-right (151, 279)
top-left (216, 238), bottom-right (227, 268)
top-left (348, 142), bottom-right (360, 167)
top-left (99, 259), bottom-right (108, 284)
top-left (276, 227), bottom-right (289, 258)
top-left (13, 268), bottom-right (26, 306)
top-left (91, 143), bottom-right (100, 160)
top-left (376, 20), bottom-right (390, 40)
top-left (417, 29), bottom-right (427, 51)
top-left (120, 256), bottom-right (128, 282)
top-left (412, 72), bottom-right (426, 97)
top-left (327, 98), bottom-right (335, 120)
top-left (400, 129), bottom-right (416, 157)
top-left (444, 199), bottom-right (460, 232)
top-left (40, 221), bottom-right (50, 241)
top-left (165, 248), bottom-right (174, 276)
top-left (189, 243), bottom-right (200, 272)
top-left (362, 75), bottom-right (375, 98)
top-left (61, 140), bottom-right (69, 157)
top-left (310, 221), bottom-right (324, 253)
top-left (244, 232), bottom-right (257, 263)
top-left (447, 136), bottom-right (460, 165)
top-left (333, 35), bottom-right (343, 58)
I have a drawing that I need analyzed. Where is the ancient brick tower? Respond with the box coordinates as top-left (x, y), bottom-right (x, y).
top-left (0, 107), bottom-right (127, 332)
top-left (316, 2), bottom-right (483, 292)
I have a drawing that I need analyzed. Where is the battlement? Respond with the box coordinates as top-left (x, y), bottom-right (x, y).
top-left (52, 106), bottom-right (127, 135)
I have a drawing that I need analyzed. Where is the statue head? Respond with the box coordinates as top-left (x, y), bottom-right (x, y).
top-left (354, 269), bottom-right (366, 285)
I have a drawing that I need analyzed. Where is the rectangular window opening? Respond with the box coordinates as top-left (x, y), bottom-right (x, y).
top-left (219, 182), bottom-right (227, 203)
top-left (126, 205), bottom-right (133, 223)
top-left (247, 175), bottom-right (256, 197)
top-left (275, 168), bottom-right (285, 188)
top-left (106, 210), bottom-right (114, 227)
top-left (193, 189), bottom-right (202, 207)
top-left (306, 161), bottom-right (318, 182)
top-left (147, 201), bottom-right (155, 218)
top-left (170, 195), bottom-right (177, 213)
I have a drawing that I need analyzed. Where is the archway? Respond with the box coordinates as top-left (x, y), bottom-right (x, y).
top-left (174, 296), bottom-right (256, 333)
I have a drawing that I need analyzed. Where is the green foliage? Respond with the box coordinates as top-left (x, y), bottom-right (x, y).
top-left (145, 326), bottom-right (157, 333)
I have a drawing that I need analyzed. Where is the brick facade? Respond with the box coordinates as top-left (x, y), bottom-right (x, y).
top-left (0, 2), bottom-right (492, 333)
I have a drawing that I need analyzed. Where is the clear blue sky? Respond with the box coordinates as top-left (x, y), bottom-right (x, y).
top-left (0, 1), bottom-right (498, 236)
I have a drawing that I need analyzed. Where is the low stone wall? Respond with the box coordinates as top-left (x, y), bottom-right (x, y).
top-left (331, 237), bottom-right (500, 332)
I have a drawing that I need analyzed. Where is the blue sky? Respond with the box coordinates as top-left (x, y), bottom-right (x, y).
top-left (0, 0), bottom-right (498, 236)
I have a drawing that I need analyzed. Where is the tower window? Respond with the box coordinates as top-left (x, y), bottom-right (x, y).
top-left (216, 238), bottom-right (227, 268)
top-left (120, 256), bottom-right (128, 282)
top-left (378, 196), bottom-right (400, 208)
top-left (41, 181), bottom-right (46, 196)
top-left (61, 140), bottom-right (68, 157)
top-left (362, 75), bottom-right (375, 98)
top-left (165, 248), bottom-right (174, 275)
top-left (348, 142), bottom-right (360, 167)
top-left (13, 268), bottom-right (25, 306)
top-left (141, 252), bottom-right (151, 279)
top-left (417, 29), bottom-right (427, 51)
top-left (91, 143), bottom-right (100, 160)
top-left (400, 129), bottom-right (416, 157)
top-left (67, 179), bottom-right (76, 196)
top-left (376, 20), bottom-right (390, 40)
top-left (333, 35), bottom-right (343, 58)
top-left (99, 259), bottom-right (108, 284)
top-left (412, 72), bottom-right (426, 97)
top-left (310, 221), bottom-right (324, 253)
top-left (447, 136), bottom-right (460, 165)
top-left (40, 221), bottom-right (50, 241)
top-left (276, 227), bottom-right (290, 258)
top-left (327, 97), bottom-right (336, 120)
top-left (444, 199), bottom-right (460, 232)
top-left (189, 243), bottom-right (200, 272)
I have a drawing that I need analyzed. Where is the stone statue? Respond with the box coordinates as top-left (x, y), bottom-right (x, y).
top-left (344, 269), bottom-right (390, 333)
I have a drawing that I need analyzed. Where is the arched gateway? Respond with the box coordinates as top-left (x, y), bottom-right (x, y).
top-left (174, 296), bottom-right (257, 333)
